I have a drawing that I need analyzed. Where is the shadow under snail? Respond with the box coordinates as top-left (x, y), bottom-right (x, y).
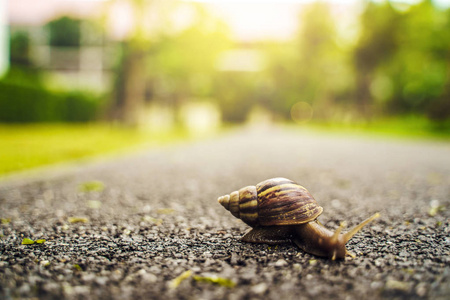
top-left (217, 177), bottom-right (380, 260)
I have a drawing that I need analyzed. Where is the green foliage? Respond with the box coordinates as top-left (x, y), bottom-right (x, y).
top-left (46, 16), bottom-right (81, 47)
top-left (1, 65), bottom-right (44, 88)
top-left (6, 1), bottom-right (448, 127)
top-left (214, 72), bottom-right (265, 122)
top-left (64, 91), bottom-right (104, 122)
top-left (352, 0), bottom-right (450, 121)
top-left (10, 31), bottom-right (32, 66)
top-left (255, 0), bottom-right (450, 124)
top-left (354, 2), bottom-right (400, 72)
top-left (111, 3), bottom-right (232, 124)
top-left (263, 2), bottom-right (353, 120)
top-left (146, 5), bottom-right (232, 102)
top-left (0, 67), bottom-right (105, 123)
top-left (0, 82), bottom-right (64, 123)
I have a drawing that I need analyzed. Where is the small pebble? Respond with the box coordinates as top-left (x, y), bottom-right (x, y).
top-left (385, 279), bottom-right (411, 292)
top-left (40, 260), bottom-right (50, 267)
top-left (371, 281), bottom-right (383, 290)
top-left (274, 259), bottom-right (288, 267)
top-left (251, 283), bottom-right (268, 294)
top-left (415, 282), bottom-right (428, 297)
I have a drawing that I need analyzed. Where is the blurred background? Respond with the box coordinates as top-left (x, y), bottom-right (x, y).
top-left (0, 0), bottom-right (449, 175)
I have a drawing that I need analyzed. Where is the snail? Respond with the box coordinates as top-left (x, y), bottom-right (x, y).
top-left (217, 177), bottom-right (379, 260)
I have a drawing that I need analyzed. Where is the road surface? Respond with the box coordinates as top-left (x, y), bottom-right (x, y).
top-left (1, 126), bottom-right (449, 299)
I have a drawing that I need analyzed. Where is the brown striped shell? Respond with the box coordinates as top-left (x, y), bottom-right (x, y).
top-left (217, 177), bottom-right (323, 227)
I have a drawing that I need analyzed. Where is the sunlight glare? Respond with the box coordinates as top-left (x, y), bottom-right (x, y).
top-left (202, 2), bottom-right (304, 41)
top-left (184, 0), bottom-right (362, 41)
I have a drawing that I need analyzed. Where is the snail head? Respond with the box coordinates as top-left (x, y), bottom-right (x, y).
top-left (330, 212), bottom-right (380, 260)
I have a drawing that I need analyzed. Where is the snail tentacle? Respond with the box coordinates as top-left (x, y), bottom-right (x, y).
top-left (343, 212), bottom-right (380, 243)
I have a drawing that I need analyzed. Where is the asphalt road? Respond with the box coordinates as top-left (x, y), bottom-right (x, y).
top-left (1, 126), bottom-right (449, 299)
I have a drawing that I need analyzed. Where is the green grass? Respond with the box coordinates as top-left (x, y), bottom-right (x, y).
top-left (0, 124), bottom-right (190, 177)
top-left (0, 116), bottom-right (447, 177)
top-left (299, 115), bottom-right (450, 141)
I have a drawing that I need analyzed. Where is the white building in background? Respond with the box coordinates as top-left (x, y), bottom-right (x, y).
top-left (7, 0), bottom-right (112, 91)
top-left (0, 0), bottom-right (8, 76)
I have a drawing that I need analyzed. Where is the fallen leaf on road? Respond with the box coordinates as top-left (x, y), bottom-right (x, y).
top-left (21, 238), bottom-right (46, 245)
top-left (79, 181), bottom-right (105, 192)
top-left (68, 217), bottom-right (89, 223)
top-left (193, 275), bottom-right (236, 288)
top-left (385, 279), bottom-right (411, 292)
top-left (156, 208), bottom-right (175, 214)
top-left (21, 238), bottom-right (35, 245)
top-left (428, 199), bottom-right (445, 217)
top-left (141, 215), bottom-right (163, 225)
top-left (169, 270), bottom-right (192, 289)
top-left (73, 264), bottom-right (83, 271)
top-left (40, 260), bottom-right (50, 267)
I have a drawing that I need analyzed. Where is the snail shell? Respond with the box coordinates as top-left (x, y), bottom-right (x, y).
top-left (218, 177), bottom-right (380, 259)
top-left (218, 177), bottom-right (323, 227)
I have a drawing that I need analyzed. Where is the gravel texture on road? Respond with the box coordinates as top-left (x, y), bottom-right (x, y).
top-left (1, 127), bottom-right (449, 299)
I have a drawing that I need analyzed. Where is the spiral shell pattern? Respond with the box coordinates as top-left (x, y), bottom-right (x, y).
top-left (218, 178), bottom-right (323, 227)
top-left (217, 185), bottom-right (259, 226)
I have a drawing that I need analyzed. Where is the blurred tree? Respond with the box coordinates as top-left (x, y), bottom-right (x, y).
top-left (10, 31), bottom-right (31, 66)
top-left (110, 0), bottom-right (183, 126)
top-left (353, 1), bottom-right (401, 118)
top-left (108, 0), bottom-right (449, 126)
top-left (354, 0), bottom-right (450, 122)
top-left (294, 2), bottom-right (352, 120)
top-left (145, 4), bottom-right (231, 121)
top-left (47, 16), bottom-right (81, 47)
top-left (262, 42), bottom-right (299, 119)
top-left (112, 40), bottom-right (148, 125)
top-left (263, 2), bottom-right (352, 121)
top-left (7, 30), bottom-right (43, 88)
top-left (110, 0), bottom-right (153, 125)
top-left (214, 71), bottom-right (265, 122)
top-left (386, 0), bottom-right (450, 121)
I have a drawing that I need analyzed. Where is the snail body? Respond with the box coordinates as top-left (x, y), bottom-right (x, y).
top-left (218, 178), bottom-right (379, 260)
